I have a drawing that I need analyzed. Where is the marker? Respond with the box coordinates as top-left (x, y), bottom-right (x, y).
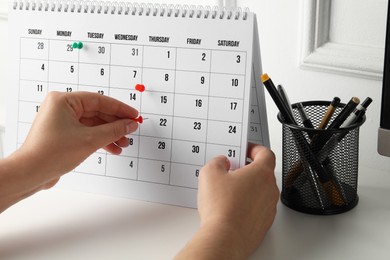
top-left (135, 84), bottom-right (145, 92)
top-left (340, 97), bottom-right (372, 128)
top-left (72, 41), bottom-right (83, 49)
top-left (318, 97), bottom-right (340, 129)
top-left (277, 84), bottom-right (295, 121)
top-left (261, 74), bottom-right (296, 125)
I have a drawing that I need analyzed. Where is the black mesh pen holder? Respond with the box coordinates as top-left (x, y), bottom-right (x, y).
top-left (278, 101), bottom-right (365, 215)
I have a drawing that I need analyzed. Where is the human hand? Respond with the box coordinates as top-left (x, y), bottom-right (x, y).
top-left (20, 91), bottom-right (139, 176)
top-left (175, 143), bottom-right (279, 259)
top-left (1, 91), bottom-right (139, 212)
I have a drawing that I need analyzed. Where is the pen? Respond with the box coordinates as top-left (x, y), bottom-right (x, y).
top-left (319, 97), bottom-right (372, 205)
top-left (309, 97), bottom-right (360, 155)
top-left (262, 74), bottom-right (343, 208)
top-left (285, 103), bottom-right (316, 187)
top-left (286, 98), bottom-right (339, 186)
top-left (296, 102), bottom-right (315, 138)
top-left (327, 97), bottom-right (360, 130)
top-left (318, 97), bottom-right (340, 129)
top-left (277, 84), bottom-right (296, 122)
top-left (340, 97), bottom-right (372, 128)
top-left (319, 97), bottom-right (372, 160)
top-left (261, 74), bottom-right (296, 125)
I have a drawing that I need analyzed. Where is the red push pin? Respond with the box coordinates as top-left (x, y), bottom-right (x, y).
top-left (131, 116), bottom-right (144, 124)
top-left (135, 84), bottom-right (145, 92)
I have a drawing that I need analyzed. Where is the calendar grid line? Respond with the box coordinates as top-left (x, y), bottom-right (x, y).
top-left (237, 51), bottom-right (248, 167)
top-left (203, 49), bottom-right (213, 167)
top-left (135, 138), bottom-right (241, 148)
top-left (136, 45), bottom-right (146, 181)
top-left (16, 81), bottom-right (246, 103)
top-left (19, 36), bottom-right (248, 59)
top-left (19, 57), bottom-right (247, 77)
top-left (167, 47), bottom-right (178, 185)
top-left (16, 37), bottom-right (23, 151)
top-left (251, 63), bottom-right (264, 143)
top-left (76, 39), bottom-right (80, 90)
top-left (104, 42), bottom-right (114, 177)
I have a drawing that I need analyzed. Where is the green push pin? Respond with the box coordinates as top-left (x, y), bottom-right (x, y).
top-left (72, 41), bottom-right (83, 49)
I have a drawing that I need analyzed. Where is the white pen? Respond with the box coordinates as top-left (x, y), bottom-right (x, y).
top-left (341, 97), bottom-right (373, 128)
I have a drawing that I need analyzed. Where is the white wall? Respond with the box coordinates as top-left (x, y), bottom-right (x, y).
top-left (1, 0), bottom-right (389, 173)
top-left (0, 4), bottom-right (7, 158)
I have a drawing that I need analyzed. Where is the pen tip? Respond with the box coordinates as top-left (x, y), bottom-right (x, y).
top-left (261, 73), bottom-right (270, 82)
top-left (330, 97), bottom-right (341, 107)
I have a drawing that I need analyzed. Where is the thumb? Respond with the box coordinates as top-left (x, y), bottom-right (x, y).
top-left (200, 155), bottom-right (230, 179)
top-left (89, 119), bottom-right (138, 149)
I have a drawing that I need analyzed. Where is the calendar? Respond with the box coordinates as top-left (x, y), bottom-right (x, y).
top-left (6, 1), bottom-right (269, 208)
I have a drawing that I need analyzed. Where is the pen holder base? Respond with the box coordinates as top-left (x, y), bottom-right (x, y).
top-left (281, 185), bottom-right (359, 215)
top-left (279, 101), bottom-right (365, 215)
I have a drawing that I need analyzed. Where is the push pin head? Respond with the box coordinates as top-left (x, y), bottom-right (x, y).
top-left (132, 116), bottom-right (147, 124)
top-left (72, 41), bottom-right (83, 49)
top-left (135, 84), bottom-right (145, 92)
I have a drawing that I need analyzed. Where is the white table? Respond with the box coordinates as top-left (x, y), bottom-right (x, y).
top-left (1, 166), bottom-right (389, 260)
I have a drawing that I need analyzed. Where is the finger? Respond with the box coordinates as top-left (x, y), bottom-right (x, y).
top-left (67, 92), bottom-right (139, 120)
top-left (87, 119), bottom-right (138, 151)
top-left (240, 144), bottom-right (276, 179)
top-left (248, 143), bottom-right (275, 166)
top-left (104, 143), bottom-right (123, 155)
top-left (114, 136), bottom-right (130, 148)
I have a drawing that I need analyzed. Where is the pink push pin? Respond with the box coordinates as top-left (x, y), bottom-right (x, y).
top-left (132, 116), bottom-right (144, 124)
top-left (135, 84), bottom-right (145, 92)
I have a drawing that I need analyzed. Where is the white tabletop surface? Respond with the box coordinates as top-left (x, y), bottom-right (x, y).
top-left (0, 165), bottom-right (389, 260)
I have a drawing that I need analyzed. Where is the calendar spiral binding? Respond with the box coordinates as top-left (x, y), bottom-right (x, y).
top-left (11, 1), bottom-right (250, 20)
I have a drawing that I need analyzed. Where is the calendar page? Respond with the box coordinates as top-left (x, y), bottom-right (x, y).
top-left (7, 1), bottom-right (269, 208)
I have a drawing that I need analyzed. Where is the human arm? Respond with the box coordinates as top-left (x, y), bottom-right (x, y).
top-left (174, 143), bottom-right (279, 260)
top-left (0, 91), bottom-right (139, 213)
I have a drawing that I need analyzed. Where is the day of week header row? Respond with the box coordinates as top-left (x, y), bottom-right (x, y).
top-left (27, 28), bottom-right (241, 48)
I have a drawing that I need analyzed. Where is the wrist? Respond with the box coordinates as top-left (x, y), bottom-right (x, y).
top-left (175, 219), bottom-right (249, 260)
top-left (0, 150), bottom-right (53, 213)
top-left (200, 219), bottom-right (249, 258)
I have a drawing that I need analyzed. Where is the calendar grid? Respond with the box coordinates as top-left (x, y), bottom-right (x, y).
top-left (8, 3), bottom-right (271, 208)
top-left (16, 36), bottom-right (250, 186)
